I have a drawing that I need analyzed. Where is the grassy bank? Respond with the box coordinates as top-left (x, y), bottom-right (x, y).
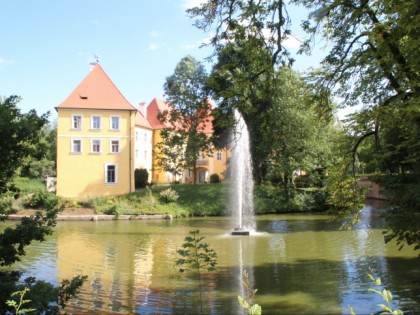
top-left (13, 177), bottom-right (46, 194)
top-left (11, 178), bottom-right (328, 216)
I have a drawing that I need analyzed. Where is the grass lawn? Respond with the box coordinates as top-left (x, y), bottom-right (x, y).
top-left (13, 177), bottom-right (46, 194)
top-left (152, 183), bottom-right (229, 216)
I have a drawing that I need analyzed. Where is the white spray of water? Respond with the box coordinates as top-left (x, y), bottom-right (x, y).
top-left (230, 110), bottom-right (256, 232)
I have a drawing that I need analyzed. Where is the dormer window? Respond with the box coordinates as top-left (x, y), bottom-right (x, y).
top-left (72, 115), bottom-right (82, 130)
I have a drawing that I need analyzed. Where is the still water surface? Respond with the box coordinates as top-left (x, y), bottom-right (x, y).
top-left (11, 201), bottom-right (420, 314)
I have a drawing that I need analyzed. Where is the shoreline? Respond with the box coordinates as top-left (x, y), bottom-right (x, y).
top-left (5, 214), bottom-right (173, 221)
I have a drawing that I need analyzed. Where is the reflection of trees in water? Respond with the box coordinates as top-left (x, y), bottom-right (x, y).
top-left (41, 219), bottom-right (420, 314)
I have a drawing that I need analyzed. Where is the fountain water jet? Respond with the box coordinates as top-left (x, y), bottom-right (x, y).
top-left (230, 110), bottom-right (256, 236)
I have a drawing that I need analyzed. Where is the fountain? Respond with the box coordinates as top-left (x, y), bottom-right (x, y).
top-left (230, 110), bottom-right (256, 236)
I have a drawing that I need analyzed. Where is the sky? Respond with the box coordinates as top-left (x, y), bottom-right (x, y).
top-left (1, 0), bottom-right (333, 122)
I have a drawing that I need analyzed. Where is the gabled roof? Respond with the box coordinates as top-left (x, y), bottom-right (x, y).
top-left (135, 111), bottom-right (152, 129)
top-left (146, 98), bottom-right (171, 129)
top-left (146, 98), bottom-right (216, 133)
top-left (56, 64), bottom-right (137, 111)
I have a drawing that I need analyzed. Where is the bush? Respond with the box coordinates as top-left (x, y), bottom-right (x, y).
top-left (160, 188), bottom-right (179, 204)
top-left (209, 173), bottom-right (221, 183)
top-left (254, 184), bottom-right (328, 213)
top-left (294, 175), bottom-right (314, 188)
top-left (24, 191), bottom-right (61, 211)
top-left (135, 168), bottom-right (149, 189)
top-left (27, 159), bottom-right (56, 178)
top-left (0, 194), bottom-right (16, 215)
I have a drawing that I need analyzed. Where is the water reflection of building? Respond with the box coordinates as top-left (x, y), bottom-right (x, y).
top-left (56, 224), bottom-right (156, 313)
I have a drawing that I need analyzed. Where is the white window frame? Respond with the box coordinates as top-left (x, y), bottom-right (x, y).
top-left (71, 139), bottom-right (82, 153)
top-left (72, 114), bottom-right (83, 130)
top-left (110, 115), bottom-right (120, 131)
top-left (91, 115), bottom-right (102, 130)
top-left (91, 139), bottom-right (101, 153)
top-left (216, 151), bottom-right (222, 161)
top-left (105, 164), bottom-right (118, 184)
top-left (110, 139), bottom-right (120, 153)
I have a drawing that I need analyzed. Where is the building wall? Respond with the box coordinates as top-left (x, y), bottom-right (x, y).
top-left (211, 148), bottom-right (229, 180)
top-left (151, 129), bottom-right (171, 183)
top-left (56, 108), bottom-right (135, 197)
top-left (134, 126), bottom-right (153, 180)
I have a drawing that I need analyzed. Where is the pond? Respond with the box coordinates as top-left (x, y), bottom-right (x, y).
top-left (9, 200), bottom-right (420, 314)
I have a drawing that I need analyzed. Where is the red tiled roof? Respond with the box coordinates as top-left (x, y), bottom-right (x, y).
top-left (146, 98), bottom-right (170, 129)
top-left (146, 98), bottom-right (216, 133)
top-left (135, 111), bottom-right (152, 129)
top-left (56, 64), bottom-right (137, 111)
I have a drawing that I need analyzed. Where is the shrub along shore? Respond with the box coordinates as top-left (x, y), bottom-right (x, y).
top-left (4, 178), bottom-right (330, 219)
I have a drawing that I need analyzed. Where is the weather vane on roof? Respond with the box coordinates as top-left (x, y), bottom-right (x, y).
top-left (90, 53), bottom-right (100, 67)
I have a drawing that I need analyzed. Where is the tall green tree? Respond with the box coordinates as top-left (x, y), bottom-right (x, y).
top-left (0, 96), bottom-right (49, 192)
top-left (294, 0), bottom-right (420, 250)
top-left (187, 0), bottom-right (293, 66)
top-left (157, 55), bottom-right (213, 184)
top-left (268, 68), bottom-right (337, 193)
top-left (207, 41), bottom-right (276, 184)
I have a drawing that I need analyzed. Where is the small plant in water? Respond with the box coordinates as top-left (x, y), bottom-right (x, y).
top-left (349, 273), bottom-right (403, 315)
top-left (176, 230), bottom-right (217, 314)
top-left (238, 270), bottom-right (262, 315)
top-left (6, 287), bottom-right (36, 314)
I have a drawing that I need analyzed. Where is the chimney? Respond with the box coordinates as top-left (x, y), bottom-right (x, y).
top-left (139, 102), bottom-right (147, 118)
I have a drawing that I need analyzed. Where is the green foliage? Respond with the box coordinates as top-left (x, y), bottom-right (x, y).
top-left (0, 96), bottom-right (49, 192)
top-left (325, 165), bottom-right (366, 228)
top-left (1, 274), bottom-right (87, 314)
top-left (0, 209), bottom-right (58, 267)
top-left (294, 0), bottom-right (420, 251)
top-left (6, 287), bottom-right (36, 314)
top-left (26, 158), bottom-right (55, 178)
top-left (57, 275), bottom-right (88, 309)
top-left (0, 194), bottom-right (17, 218)
top-left (209, 173), bottom-right (221, 183)
top-left (254, 184), bottom-right (328, 213)
top-left (238, 270), bottom-right (262, 315)
top-left (157, 184), bottom-right (227, 216)
top-left (135, 168), bottom-right (149, 189)
top-left (349, 273), bottom-right (403, 315)
top-left (23, 190), bottom-right (62, 211)
top-left (13, 177), bottom-right (46, 194)
top-left (0, 193), bottom-right (86, 313)
top-left (176, 230), bottom-right (217, 314)
top-left (159, 188), bottom-right (179, 204)
top-left (373, 175), bottom-right (420, 253)
top-left (157, 55), bottom-right (213, 184)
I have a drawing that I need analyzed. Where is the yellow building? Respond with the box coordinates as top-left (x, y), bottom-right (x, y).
top-left (56, 64), bottom-right (138, 197)
top-left (55, 64), bottom-right (229, 197)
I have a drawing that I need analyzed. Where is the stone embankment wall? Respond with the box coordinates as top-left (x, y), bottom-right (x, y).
top-left (358, 178), bottom-right (388, 200)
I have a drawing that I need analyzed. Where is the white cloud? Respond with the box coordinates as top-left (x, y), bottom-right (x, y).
top-left (148, 43), bottom-right (159, 51)
top-left (0, 57), bottom-right (14, 66)
top-left (149, 30), bottom-right (161, 38)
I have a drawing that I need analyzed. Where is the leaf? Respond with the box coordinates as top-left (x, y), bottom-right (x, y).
top-left (238, 295), bottom-right (250, 309)
top-left (378, 304), bottom-right (393, 313)
top-left (248, 304), bottom-right (262, 315)
top-left (382, 289), bottom-right (393, 303)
